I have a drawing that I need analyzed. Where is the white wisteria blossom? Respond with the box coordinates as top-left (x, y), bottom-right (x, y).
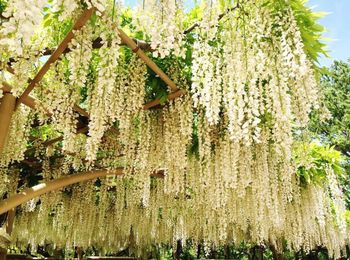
top-left (0, 0), bottom-right (46, 55)
top-left (134, 0), bottom-right (185, 58)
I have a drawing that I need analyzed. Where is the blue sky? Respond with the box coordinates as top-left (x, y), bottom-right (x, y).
top-left (308, 0), bottom-right (350, 66)
top-left (124, 1), bottom-right (350, 67)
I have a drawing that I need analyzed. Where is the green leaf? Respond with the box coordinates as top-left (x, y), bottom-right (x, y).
top-left (159, 93), bottom-right (168, 105)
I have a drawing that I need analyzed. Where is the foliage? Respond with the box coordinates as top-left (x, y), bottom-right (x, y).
top-left (290, 0), bottom-right (329, 66)
top-left (310, 59), bottom-right (350, 157)
top-left (294, 142), bottom-right (344, 185)
top-left (0, 0), bottom-right (7, 14)
top-left (309, 59), bottom-right (350, 208)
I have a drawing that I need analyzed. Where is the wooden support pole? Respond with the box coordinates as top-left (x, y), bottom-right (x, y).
top-left (0, 93), bottom-right (16, 154)
top-left (0, 209), bottom-right (14, 260)
top-left (77, 246), bottom-right (83, 260)
top-left (0, 91), bottom-right (17, 258)
top-left (5, 209), bottom-right (15, 235)
top-left (0, 249), bottom-right (6, 260)
top-left (16, 8), bottom-right (96, 108)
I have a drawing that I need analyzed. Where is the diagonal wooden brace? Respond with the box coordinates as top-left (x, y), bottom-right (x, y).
top-left (16, 8), bottom-right (96, 109)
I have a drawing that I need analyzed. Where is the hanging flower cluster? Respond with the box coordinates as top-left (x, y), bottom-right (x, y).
top-left (117, 55), bottom-right (147, 140)
top-left (134, 0), bottom-right (185, 58)
top-left (46, 23), bottom-right (94, 154)
top-left (162, 97), bottom-right (193, 194)
top-left (86, 52), bottom-right (148, 163)
top-left (0, 0), bottom-right (46, 55)
top-left (85, 15), bottom-right (122, 162)
top-left (191, 41), bottom-right (222, 125)
top-left (52, 0), bottom-right (79, 21)
top-left (0, 106), bottom-right (32, 167)
top-left (12, 158), bottom-right (349, 258)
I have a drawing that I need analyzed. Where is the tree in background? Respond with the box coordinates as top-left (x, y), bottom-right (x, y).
top-left (310, 59), bottom-right (350, 208)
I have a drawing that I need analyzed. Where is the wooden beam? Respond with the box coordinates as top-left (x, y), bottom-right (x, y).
top-left (143, 89), bottom-right (185, 110)
top-left (24, 126), bottom-right (89, 157)
top-left (0, 168), bottom-right (165, 215)
top-left (16, 8), bottom-right (96, 108)
top-left (0, 168), bottom-right (123, 215)
top-left (0, 93), bottom-right (16, 154)
top-left (41, 37), bottom-right (154, 56)
top-left (4, 79), bottom-right (185, 119)
top-left (117, 28), bottom-right (179, 92)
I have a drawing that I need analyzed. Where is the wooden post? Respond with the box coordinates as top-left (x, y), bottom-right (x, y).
top-left (172, 240), bottom-right (182, 260)
top-left (0, 93), bottom-right (16, 154)
top-left (270, 244), bottom-right (284, 260)
top-left (5, 209), bottom-right (15, 235)
top-left (0, 249), bottom-right (7, 260)
top-left (197, 243), bottom-right (201, 259)
top-left (77, 246), bottom-right (82, 260)
top-left (0, 90), bottom-right (17, 259)
top-left (0, 209), bottom-right (16, 260)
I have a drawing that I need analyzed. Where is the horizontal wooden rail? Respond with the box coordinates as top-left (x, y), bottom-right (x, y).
top-left (3, 80), bottom-right (186, 159)
top-left (3, 82), bottom-right (88, 118)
